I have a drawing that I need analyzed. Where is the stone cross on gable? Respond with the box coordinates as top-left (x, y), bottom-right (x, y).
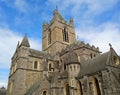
top-left (109, 43), bottom-right (112, 48)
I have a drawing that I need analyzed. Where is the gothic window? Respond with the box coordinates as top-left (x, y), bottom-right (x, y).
top-left (62, 28), bottom-right (69, 42)
top-left (94, 78), bottom-right (101, 95)
top-left (66, 84), bottom-right (70, 95)
top-left (49, 63), bottom-right (52, 71)
top-left (48, 29), bottom-right (51, 45)
top-left (64, 64), bottom-right (66, 70)
top-left (90, 53), bottom-right (92, 58)
top-left (34, 61), bottom-right (38, 69)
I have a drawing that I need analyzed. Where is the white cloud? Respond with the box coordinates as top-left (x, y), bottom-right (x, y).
top-left (14, 0), bottom-right (29, 13)
top-left (49, 0), bottom-right (118, 15)
top-left (76, 22), bottom-right (120, 55)
top-left (0, 81), bottom-right (7, 88)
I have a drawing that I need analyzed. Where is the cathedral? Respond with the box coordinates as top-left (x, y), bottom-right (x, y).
top-left (7, 9), bottom-right (120, 95)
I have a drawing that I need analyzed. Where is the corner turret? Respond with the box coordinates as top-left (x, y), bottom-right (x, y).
top-left (66, 51), bottom-right (80, 95)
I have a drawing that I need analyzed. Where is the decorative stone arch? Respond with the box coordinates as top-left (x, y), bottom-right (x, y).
top-left (77, 81), bottom-right (83, 95)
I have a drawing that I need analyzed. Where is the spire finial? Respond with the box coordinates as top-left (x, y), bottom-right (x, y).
top-left (56, 5), bottom-right (58, 11)
top-left (109, 43), bottom-right (112, 48)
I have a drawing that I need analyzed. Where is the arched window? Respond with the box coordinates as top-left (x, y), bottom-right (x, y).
top-left (66, 84), bottom-right (70, 95)
top-left (63, 28), bottom-right (69, 42)
top-left (94, 78), bottom-right (101, 95)
top-left (90, 53), bottom-right (92, 58)
top-left (77, 81), bottom-right (83, 95)
top-left (49, 63), bottom-right (52, 71)
top-left (64, 64), bottom-right (66, 70)
top-left (43, 91), bottom-right (47, 95)
top-left (48, 29), bottom-right (51, 45)
top-left (34, 61), bottom-right (38, 69)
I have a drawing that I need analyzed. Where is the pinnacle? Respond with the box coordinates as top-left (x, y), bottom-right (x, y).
top-left (20, 35), bottom-right (30, 47)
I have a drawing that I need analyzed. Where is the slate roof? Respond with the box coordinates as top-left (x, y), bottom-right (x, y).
top-left (29, 49), bottom-right (52, 59)
top-left (20, 35), bottom-right (30, 47)
top-left (66, 51), bottom-right (79, 65)
top-left (53, 9), bottom-right (67, 23)
top-left (77, 51), bottom-right (111, 78)
top-left (57, 11), bottom-right (65, 22)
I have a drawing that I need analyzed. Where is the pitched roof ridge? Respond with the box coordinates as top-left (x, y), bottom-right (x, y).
top-left (30, 48), bottom-right (42, 52)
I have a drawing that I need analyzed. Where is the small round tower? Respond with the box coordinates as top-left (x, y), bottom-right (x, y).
top-left (66, 50), bottom-right (80, 95)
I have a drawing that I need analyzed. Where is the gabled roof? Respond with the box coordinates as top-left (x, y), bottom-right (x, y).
top-left (29, 49), bottom-right (52, 59)
top-left (20, 35), bottom-right (30, 47)
top-left (77, 47), bottom-right (119, 78)
top-left (77, 51), bottom-right (110, 78)
top-left (81, 51), bottom-right (109, 76)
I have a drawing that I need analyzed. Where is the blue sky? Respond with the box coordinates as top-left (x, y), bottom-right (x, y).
top-left (0, 0), bottom-right (120, 88)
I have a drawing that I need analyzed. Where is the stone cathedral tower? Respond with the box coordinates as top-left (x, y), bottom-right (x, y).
top-left (7, 9), bottom-right (120, 95)
top-left (42, 9), bottom-right (76, 55)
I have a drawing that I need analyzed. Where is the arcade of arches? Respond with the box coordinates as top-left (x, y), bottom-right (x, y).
top-left (65, 78), bottom-right (101, 95)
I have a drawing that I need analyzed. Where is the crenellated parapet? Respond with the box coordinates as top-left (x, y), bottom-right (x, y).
top-left (59, 41), bottom-right (100, 56)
